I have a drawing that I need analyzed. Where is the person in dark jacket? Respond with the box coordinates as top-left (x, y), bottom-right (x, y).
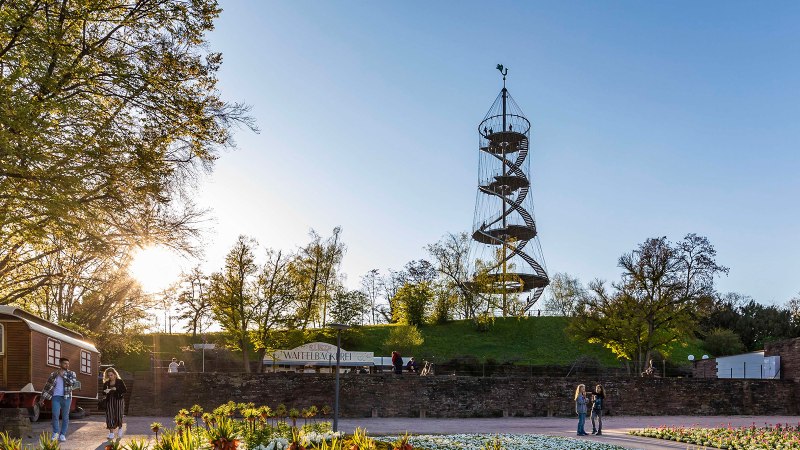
top-left (406, 357), bottom-right (418, 373)
top-left (391, 351), bottom-right (403, 375)
top-left (590, 384), bottom-right (605, 435)
top-left (102, 368), bottom-right (127, 440)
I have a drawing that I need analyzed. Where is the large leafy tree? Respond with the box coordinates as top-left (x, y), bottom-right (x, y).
top-left (329, 287), bottom-right (370, 326)
top-left (291, 227), bottom-right (345, 329)
top-left (250, 248), bottom-right (296, 372)
top-left (209, 235), bottom-right (258, 372)
top-left (0, 0), bottom-right (254, 304)
top-left (570, 234), bottom-right (728, 373)
top-left (392, 282), bottom-right (433, 327)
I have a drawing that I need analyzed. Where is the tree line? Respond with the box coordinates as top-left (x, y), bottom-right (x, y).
top-left (543, 234), bottom-right (800, 375)
top-left (169, 230), bottom-right (535, 371)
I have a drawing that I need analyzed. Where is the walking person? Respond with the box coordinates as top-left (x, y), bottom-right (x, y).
top-left (39, 357), bottom-right (77, 442)
top-left (102, 368), bottom-right (128, 440)
top-left (590, 384), bottom-right (605, 435)
top-left (574, 384), bottom-right (588, 436)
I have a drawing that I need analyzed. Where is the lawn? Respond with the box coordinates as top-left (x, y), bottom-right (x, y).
top-left (111, 317), bottom-right (705, 372)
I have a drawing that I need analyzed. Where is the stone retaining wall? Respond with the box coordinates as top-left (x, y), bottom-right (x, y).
top-left (766, 338), bottom-right (800, 381)
top-left (127, 372), bottom-right (799, 418)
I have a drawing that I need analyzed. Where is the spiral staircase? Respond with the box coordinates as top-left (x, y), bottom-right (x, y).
top-left (471, 68), bottom-right (549, 311)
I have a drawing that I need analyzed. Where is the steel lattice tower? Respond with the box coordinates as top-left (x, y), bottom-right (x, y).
top-left (471, 65), bottom-right (549, 314)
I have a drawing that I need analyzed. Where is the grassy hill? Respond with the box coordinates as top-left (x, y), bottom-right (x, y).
top-left (113, 316), bottom-right (705, 371)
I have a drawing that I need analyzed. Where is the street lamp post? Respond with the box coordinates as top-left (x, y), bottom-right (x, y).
top-left (328, 323), bottom-right (350, 432)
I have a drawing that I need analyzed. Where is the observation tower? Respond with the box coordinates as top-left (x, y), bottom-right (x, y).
top-left (471, 65), bottom-right (549, 314)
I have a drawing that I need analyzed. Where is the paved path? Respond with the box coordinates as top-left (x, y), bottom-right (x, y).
top-left (20, 415), bottom-right (800, 450)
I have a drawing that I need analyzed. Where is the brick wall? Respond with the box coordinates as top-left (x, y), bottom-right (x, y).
top-left (692, 358), bottom-right (717, 378)
top-left (127, 372), bottom-right (799, 418)
top-left (765, 338), bottom-right (800, 381)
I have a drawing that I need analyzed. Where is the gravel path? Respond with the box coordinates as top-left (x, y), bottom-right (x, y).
top-left (20, 415), bottom-right (798, 449)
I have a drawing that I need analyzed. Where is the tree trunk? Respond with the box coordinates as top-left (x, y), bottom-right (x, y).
top-left (255, 348), bottom-right (266, 373)
top-left (241, 333), bottom-right (251, 373)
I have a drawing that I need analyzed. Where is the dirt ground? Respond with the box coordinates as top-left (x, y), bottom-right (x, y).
top-left (20, 414), bottom-right (799, 450)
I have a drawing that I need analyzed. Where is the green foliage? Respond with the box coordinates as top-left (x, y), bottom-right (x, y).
top-left (542, 273), bottom-right (586, 316)
top-left (703, 328), bottom-right (745, 356)
top-left (430, 290), bottom-right (457, 325)
top-left (382, 324), bottom-right (424, 354)
top-left (117, 316), bottom-right (642, 369)
top-left (570, 234), bottom-right (727, 373)
top-left (291, 227), bottom-right (346, 331)
top-left (124, 439), bottom-right (150, 450)
top-left (206, 417), bottom-right (240, 448)
top-left (36, 432), bottom-right (59, 450)
top-left (329, 289), bottom-right (370, 326)
top-left (209, 236), bottom-right (259, 372)
top-left (0, 431), bottom-right (22, 450)
top-left (473, 312), bottom-right (494, 332)
top-left (347, 428), bottom-right (376, 450)
top-left (392, 282), bottom-right (433, 326)
top-left (482, 436), bottom-right (505, 450)
top-left (0, 0), bottom-right (254, 307)
top-left (703, 293), bottom-right (799, 351)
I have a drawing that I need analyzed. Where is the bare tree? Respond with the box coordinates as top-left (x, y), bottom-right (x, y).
top-left (176, 266), bottom-right (213, 338)
top-left (360, 269), bottom-right (382, 324)
top-left (543, 273), bottom-right (586, 316)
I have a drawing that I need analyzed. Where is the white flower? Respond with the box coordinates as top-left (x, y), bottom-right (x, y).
top-left (373, 433), bottom-right (626, 450)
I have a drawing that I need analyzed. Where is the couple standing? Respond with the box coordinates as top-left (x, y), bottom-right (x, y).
top-left (40, 358), bottom-right (127, 443)
top-left (574, 384), bottom-right (604, 436)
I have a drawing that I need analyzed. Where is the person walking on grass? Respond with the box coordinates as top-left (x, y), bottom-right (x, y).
top-left (590, 384), bottom-right (605, 435)
top-left (574, 384), bottom-right (588, 436)
top-left (102, 368), bottom-right (128, 440)
top-left (39, 357), bottom-right (77, 442)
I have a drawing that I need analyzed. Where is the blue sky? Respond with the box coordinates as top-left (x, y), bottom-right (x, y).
top-left (178, 1), bottom-right (800, 304)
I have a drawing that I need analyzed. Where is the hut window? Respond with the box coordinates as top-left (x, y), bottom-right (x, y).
top-left (80, 350), bottom-right (92, 375)
top-left (47, 338), bottom-right (61, 367)
top-left (0, 323), bottom-right (4, 355)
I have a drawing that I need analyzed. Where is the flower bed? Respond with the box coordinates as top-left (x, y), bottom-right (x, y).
top-left (630, 423), bottom-right (800, 449)
top-left (374, 434), bottom-right (626, 450)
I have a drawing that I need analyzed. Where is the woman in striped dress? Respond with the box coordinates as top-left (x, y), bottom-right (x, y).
top-left (102, 368), bottom-right (127, 440)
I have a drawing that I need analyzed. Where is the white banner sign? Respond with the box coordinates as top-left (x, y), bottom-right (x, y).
top-left (268, 342), bottom-right (374, 366)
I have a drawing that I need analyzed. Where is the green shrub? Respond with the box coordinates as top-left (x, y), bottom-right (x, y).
top-left (382, 324), bottom-right (424, 354)
top-left (703, 328), bottom-right (745, 356)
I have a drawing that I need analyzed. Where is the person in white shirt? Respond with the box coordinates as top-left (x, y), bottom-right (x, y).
top-left (168, 358), bottom-right (179, 373)
top-left (40, 358), bottom-right (77, 442)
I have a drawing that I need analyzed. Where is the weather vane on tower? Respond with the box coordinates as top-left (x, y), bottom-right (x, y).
top-left (496, 64), bottom-right (508, 87)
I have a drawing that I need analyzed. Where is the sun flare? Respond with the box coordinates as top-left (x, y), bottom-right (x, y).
top-left (128, 246), bottom-right (184, 293)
